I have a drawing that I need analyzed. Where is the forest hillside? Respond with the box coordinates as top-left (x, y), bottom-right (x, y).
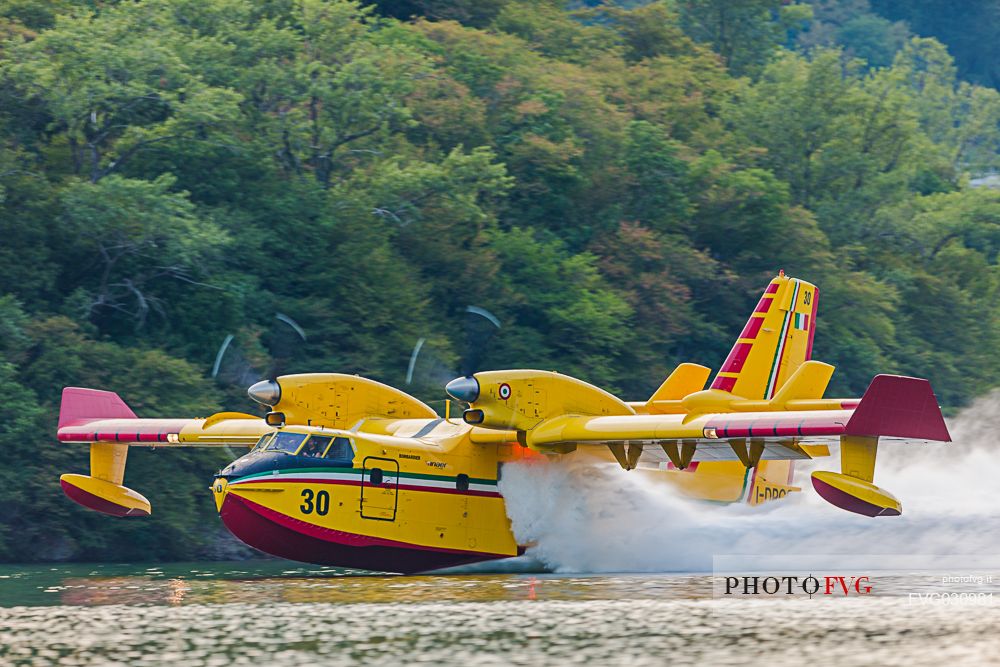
top-left (1, 0), bottom-right (998, 561)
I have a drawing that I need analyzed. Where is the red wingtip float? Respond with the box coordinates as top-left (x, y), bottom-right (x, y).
top-left (810, 374), bottom-right (950, 517)
top-left (53, 272), bottom-right (952, 572)
top-left (58, 388), bottom-right (151, 517)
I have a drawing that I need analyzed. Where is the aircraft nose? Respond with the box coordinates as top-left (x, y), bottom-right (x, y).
top-left (211, 477), bottom-right (228, 513)
top-left (445, 376), bottom-right (480, 403)
top-left (248, 379), bottom-right (281, 406)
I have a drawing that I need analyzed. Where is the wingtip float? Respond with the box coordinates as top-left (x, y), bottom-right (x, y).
top-left (54, 272), bottom-right (951, 572)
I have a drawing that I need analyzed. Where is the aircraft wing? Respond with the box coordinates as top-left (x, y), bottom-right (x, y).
top-left (521, 374), bottom-right (950, 469)
top-left (57, 388), bottom-right (270, 447)
top-left (523, 410), bottom-right (844, 462)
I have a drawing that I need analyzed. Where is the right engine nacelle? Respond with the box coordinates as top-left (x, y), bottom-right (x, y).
top-left (449, 369), bottom-right (634, 433)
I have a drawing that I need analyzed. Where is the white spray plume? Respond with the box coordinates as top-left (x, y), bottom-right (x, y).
top-left (498, 392), bottom-right (1000, 573)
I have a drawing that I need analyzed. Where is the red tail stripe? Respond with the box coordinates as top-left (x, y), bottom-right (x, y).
top-left (739, 317), bottom-right (764, 340)
top-left (710, 376), bottom-right (737, 392)
top-left (718, 343), bottom-right (752, 375)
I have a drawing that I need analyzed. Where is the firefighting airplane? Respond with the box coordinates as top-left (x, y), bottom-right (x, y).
top-left (56, 272), bottom-right (950, 573)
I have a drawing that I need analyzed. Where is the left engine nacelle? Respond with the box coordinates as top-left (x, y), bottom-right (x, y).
top-left (248, 373), bottom-right (438, 428)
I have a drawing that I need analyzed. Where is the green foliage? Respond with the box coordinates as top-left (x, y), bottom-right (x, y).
top-left (872, 0), bottom-right (1000, 90)
top-left (679, 0), bottom-right (813, 76)
top-left (797, 1), bottom-right (910, 69)
top-left (58, 175), bottom-right (228, 330)
top-left (0, 0), bottom-right (998, 562)
top-left (368, 0), bottom-right (512, 27)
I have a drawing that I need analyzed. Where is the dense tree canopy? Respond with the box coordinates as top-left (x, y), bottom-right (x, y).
top-left (0, 0), bottom-right (998, 562)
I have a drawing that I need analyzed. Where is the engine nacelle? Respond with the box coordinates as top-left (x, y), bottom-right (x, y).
top-left (249, 373), bottom-right (438, 428)
top-left (452, 370), bottom-right (634, 434)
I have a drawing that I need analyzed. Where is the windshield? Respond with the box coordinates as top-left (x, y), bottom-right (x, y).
top-left (325, 436), bottom-right (354, 460)
top-left (251, 432), bottom-right (275, 452)
top-left (299, 436), bottom-right (332, 458)
top-left (266, 432), bottom-right (307, 454)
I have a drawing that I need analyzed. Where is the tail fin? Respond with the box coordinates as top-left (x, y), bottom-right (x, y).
top-left (59, 387), bottom-right (136, 428)
top-left (710, 272), bottom-right (819, 399)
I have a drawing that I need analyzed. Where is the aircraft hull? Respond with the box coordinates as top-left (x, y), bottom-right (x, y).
top-left (217, 480), bottom-right (516, 574)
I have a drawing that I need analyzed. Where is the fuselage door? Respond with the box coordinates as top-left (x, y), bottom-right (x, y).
top-left (360, 456), bottom-right (399, 521)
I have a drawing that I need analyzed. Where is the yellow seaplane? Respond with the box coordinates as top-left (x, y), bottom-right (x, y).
top-left (56, 272), bottom-right (950, 573)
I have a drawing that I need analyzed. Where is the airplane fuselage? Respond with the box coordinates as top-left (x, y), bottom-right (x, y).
top-left (212, 418), bottom-right (532, 573)
top-left (209, 415), bottom-right (801, 573)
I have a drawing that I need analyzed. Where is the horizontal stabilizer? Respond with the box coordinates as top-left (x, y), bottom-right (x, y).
top-left (649, 364), bottom-right (711, 402)
top-left (845, 375), bottom-right (951, 442)
top-left (770, 360), bottom-right (833, 406)
top-left (59, 387), bottom-right (136, 428)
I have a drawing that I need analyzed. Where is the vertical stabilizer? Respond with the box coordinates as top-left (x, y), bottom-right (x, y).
top-left (710, 272), bottom-right (819, 399)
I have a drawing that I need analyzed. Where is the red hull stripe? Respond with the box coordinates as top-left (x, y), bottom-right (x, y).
top-left (220, 494), bottom-right (512, 573)
top-left (765, 283), bottom-right (780, 294)
top-left (233, 477), bottom-right (502, 498)
top-left (236, 494), bottom-right (508, 557)
top-left (754, 296), bottom-right (773, 313)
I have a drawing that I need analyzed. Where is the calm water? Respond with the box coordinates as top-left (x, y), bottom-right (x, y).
top-left (2, 561), bottom-right (1000, 666)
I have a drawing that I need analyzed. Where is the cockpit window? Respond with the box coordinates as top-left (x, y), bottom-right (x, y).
top-left (324, 436), bottom-right (354, 460)
top-left (252, 432), bottom-right (275, 452)
top-left (267, 432), bottom-right (307, 453)
top-left (299, 435), bottom-right (332, 458)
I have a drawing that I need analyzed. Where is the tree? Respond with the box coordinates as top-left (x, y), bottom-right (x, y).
top-left (891, 38), bottom-right (1000, 175)
top-left (5, 2), bottom-right (242, 183)
top-left (57, 175), bottom-right (228, 331)
top-left (679, 0), bottom-right (813, 76)
top-left (872, 0), bottom-right (1000, 89)
top-left (727, 49), bottom-right (924, 241)
top-left (368, 0), bottom-right (511, 27)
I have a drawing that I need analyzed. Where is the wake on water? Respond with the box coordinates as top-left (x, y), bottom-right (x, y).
top-left (494, 392), bottom-right (1000, 573)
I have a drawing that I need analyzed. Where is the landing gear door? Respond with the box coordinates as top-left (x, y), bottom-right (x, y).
top-left (360, 456), bottom-right (399, 521)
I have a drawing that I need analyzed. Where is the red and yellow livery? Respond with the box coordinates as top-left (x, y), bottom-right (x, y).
top-left (54, 272), bottom-right (950, 572)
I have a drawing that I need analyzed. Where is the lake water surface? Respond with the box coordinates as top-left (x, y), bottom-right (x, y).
top-left (2, 561), bottom-right (999, 666)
